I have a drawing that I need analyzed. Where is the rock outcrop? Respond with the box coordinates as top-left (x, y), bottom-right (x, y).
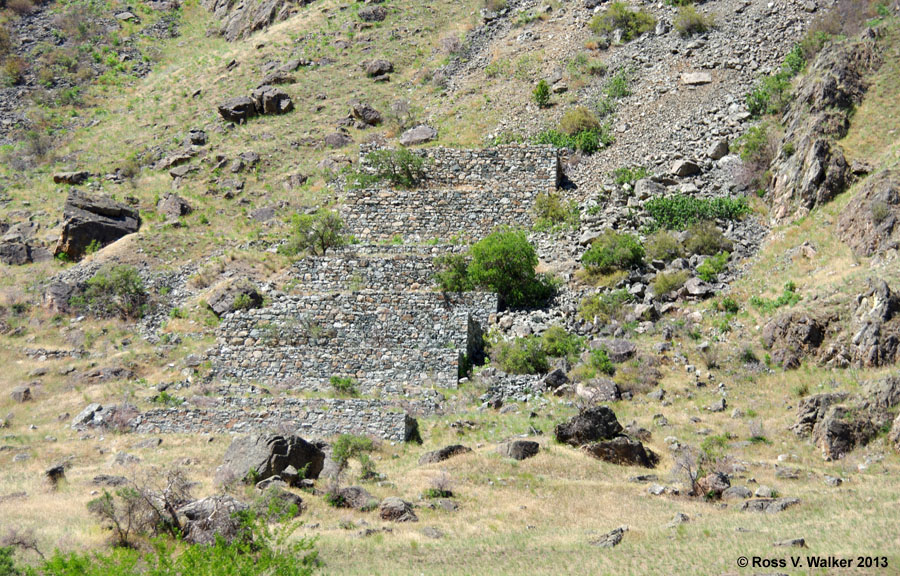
top-left (838, 170), bottom-right (900, 256)
top-left (203, 0), bottom-right (311, 41)
top-left (214, 434), bottom-right (325, 485)
top-left (54, 191), bottom-right (140, 260)
top-left (770, 33), bottom-right (882, 222)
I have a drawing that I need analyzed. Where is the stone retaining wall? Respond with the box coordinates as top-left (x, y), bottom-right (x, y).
top-left (359, 144), bottom-right (561, 191)
top-left (215, 291), bottom-right (497, 392)
top-left (133, 397), bottom-right (417, 442)
top-left (290, 245), bottom-right (464, 292)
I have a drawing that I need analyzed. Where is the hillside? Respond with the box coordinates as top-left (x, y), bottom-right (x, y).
top-left (1, 0), bottom-right (900, 574)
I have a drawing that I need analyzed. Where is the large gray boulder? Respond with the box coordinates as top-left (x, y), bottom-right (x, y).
top-left (54, 191), bottom-right (140, 260)
top-left (157, 193), bottom-right (192, 221)
top-left (555, 406), bottom-right (623, 447)
top-left (217, 96), bottom-right (257, 123)
top-left (399, 125), bottom-right (437, 146)
top-left (379, 497), bottom-right (418, 522)
top-left (207, 279), bottom-right (262, 317)
top-left (214, 434), bottom-right (325, 485)
top-left (251, 85), bottom-right (294, 115)
top-left (498, 440), bottom-right (540, 460)
top-left (179, 495), bottom-right (249, 545)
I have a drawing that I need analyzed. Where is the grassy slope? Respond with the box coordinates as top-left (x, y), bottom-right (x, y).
top-left (2, 4), bottom-right (900, 576)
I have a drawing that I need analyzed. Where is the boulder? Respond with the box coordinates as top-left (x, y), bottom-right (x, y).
top-left (207, 279), bottom-right (263, 317)
top-left (157, 193), bottom-right (192, 220)
top-left (179, 495), bottom-right (249, 545)
top-left (419, 444), bottom-right (472, 465)
top-left (334, 486), bottom-right (378, 510)
top-left (364, 59), bottom-right (394, 77)
top-left (218, 96), bottom-right (257, 123)
top-left (583, 437), bottom-right (658, 468)
top-left (741, 498), bottom-right (801, 514)
top-left (812, 405), bottom-right (879, 460)
top-left (255, 486), bottom-right (303, 518)
top-left (10, 386), bottom-right (31, 403)
top-left (591, 339), bottom-right (635, 363)
top-left (498, 440), bottom-right (540, 460)
top-left (0, 241), bottom-right (37, 266)
top-left (722, 486), bottom-right (752, 500)
top-left (590, 526), bottom-right (627, 548)
top-left (575, 380), bottom-right (621, 403)
top-left (399, 125), bottom-right (438, 146)
top-left (681, 72), bottom-right (712, 85)
top-left (554, 406), bottom-right (623, 447)
top-left (350, 102), bottom-right (383, 126)
top-left (707, 139), bottom-right (729, 160)
top-left (761, 313), bottom-right (828, 369)
top-left (379, 497), bottom-right (418, 522)
top-left (214, 434), bottom-right (325, 485)
top-left (671, 159), bottom-right (701, 177)
top-left (188, 129), bottom-right (207, 146)
top-left (791, 392), bottom-right (849, 436)
top-left (251, 85), bottom-right (294, 115)
top-left (696, 472), bottom-right (730, 498)
top-left (682, 277), bottom-right (714, 298)
top-left (52, 171), bottom-right (90, 185)
top-left (541, 368), bottom-right (569, 391)
top-left (258, 71), bottom-right (295, 87)
top-left (324, 131), bottom-right (353, 149)
top-left (72, 403), bottom-right (103, 427)
top-left (54, 191), bottom-right (141, 260)
top-left (358, 5), bottom-right (387, 21)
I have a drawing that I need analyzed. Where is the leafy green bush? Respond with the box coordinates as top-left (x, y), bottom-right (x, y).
top-left (674, 5), bottom-right (714, 37)
top-left (329, 376), bottom-right (358, 397)
top-left (72, 265), bottom-right (148, 319)
top-left (750, 281), bottom-right (801, 312)
top-left (644, 229), bottom-right (684, 262)
top-left (534, 126), bottom-right (613, 154)
top-left (644, 195), bottom-right (749, 230)
top-left (491, 336), bottom-right (549, 374)
top-left (605, 69), bottom-right (631, 99)
top-left (612, 165), bottom-right (649, 186)
top-left (588, 348), bottom-right (615, 376)
top-left (696, 252), bottom-right (730, 282)
top-left (434, 254), bottom-right (473, 292)
top-left (589, 2), bottom-right (656, 41)
top-left (719, 296), bottom-right (740, 314)
top-left (578, 289), bottom-right (633, 324)
top-left (468, 228), bottom-right (555, 308)
top-left (354, 148), bottom-right (426, 189)
top-left (560, 106), bottom-right (601, 135)
top-left (540, 325), bottom-right (584, 360)
top-left (683, 221), bottom-right (733, 255)
top-left (533, 192), bottom-right (579, 231)
top-left (0, 547), bottom-right (21, 576)
top-left (651, 270), bottom-right (689, 296)
top-left (332, 434), bottom-right (375, 468)
top-left (533, 79), bottom-right (551, 108)
top-left (279, 209), bottom-right (345, 257)
top-left (746, 45), bottom-right (805, 118)
top-left (581, 230), bottom-right (644, 274)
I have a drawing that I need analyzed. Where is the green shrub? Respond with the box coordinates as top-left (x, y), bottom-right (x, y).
top-left (533, 79), bottom-right (551, 108)
top-left (651, 270), bottom-right (689, 296)
top-left (750, 281), bottom-right (801, 312)
top-left (540, 325), bottom-right (584, 359)
top-left (696, 252), bottom-right (730, 282)
top-left (533, 192), bottom-right (579, 230)
top-left (604, 68), bottom-right (631, 99)
top-left (332, 434), bottom-right (375, 468)
top-left (491, 336), bottom-right (549, 374)
top-left (588, 348), bottom-right (615, 376)
top-left (746, 45), bottom-right (805, 118)
top-left (560, 106), bottom-right (601, 136)
top-left (330, 376), bottom-right (358, 396)
top-left (233, 293), bottom-right (254, 311)
top-left (720, 296), bottom-right (740, 314)
top-left (279, 209), bottom-right (345, 257)
top-left (354, 148), bottom-right (426, 189)
top-left (578, 289), bottom-right (633, 324)
top-left (674, 5), bottom-right (714, 37)
top-left (581, 229), bottom-right (644, 274)
top-left (644, 195), bottom-right (749, 230)
top-left (0, 547), bottom-right (21, 576)
top-left (434, 253), bottom-right (473, 292)
top-left (612, 165), bottom-right (649, 186)
top-left (683, 221), bottom-right (733, 255)
top-left (534, 126), bottom-right (612, 154)
top-left (589, 2), bottom-right (656, 41)
top-left (644, 229), bottom-right (684, 262)
top-left (468, 228), bottom-right (554, 308)
top-left (73, 265), bottom-right (148, 319)
top-left (567, 53), bottom-right (606, 77)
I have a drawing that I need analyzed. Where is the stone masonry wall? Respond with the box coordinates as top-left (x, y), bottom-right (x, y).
top-left (133, 397), bottom-right (417, 442)
top-left (359, 144), bottom-right (561, 191)
top-left (215, 291), bottom-right (497, 393)
top-left (290, 245), bottom-right (465, 292)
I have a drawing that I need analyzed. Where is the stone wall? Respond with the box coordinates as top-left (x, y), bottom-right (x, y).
top-left (133, 397), bottom-right (417, 442)
top-left (290, 245), bottom-right (464, 292)
top-left (215, 290), bottom-right (497, 393)
top-left (359, 144), bottom-right (561, 191)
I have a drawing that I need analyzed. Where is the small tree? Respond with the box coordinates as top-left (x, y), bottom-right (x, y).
top-left (356, 149), bottom-right (426, 189)
top-left (74, 265), bottom-right (148, 319)
top-left (434, 253), bottom-right (473, 293)
top-left (533, 79), bottom-right (551, 108)
top-left (581, 230), bottom-right (644, 274)
top-left (468, 227), bottom-right (553, 308)
top-left (280, 209), bottom-right (345, 257)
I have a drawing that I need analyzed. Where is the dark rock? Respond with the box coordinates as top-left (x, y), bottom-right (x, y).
top-left (812, 405), bottom-right (879, 460)
top-left (207, 279), bottom-right (263, 317)
top-left (696, 472), bottom-right (730, 498)
top-left (774, 538), bottom-right (806, 548)
top-left (325, 131), bottom-right (353, 149)
top-left (179, 495), bottom-right (249, 545)
top-left (53, 171), bottom-right (91, 185)
top-left (92, 474), bottom-right (129, 487)
top-left (723, 486), bottom-right (752, 500)
top-left (71, 403), bottom-right (103, 427)
top-left (214, 434), bottom-right (325, 485)
top-left (157, 193), bottom-right (192, 220)
top-left (399, 125), bottom-right (438, 146)
top-left (358, 5), bottom-right (387, 22)
top-left (762, 313), bottom-right (828, 369)
top-left (849, 279), bottom-right (900, 367)
top-left (218, 96), bottom-right (257, 123)
top-left (498, 440), bottom-right (540, 460)
top-left (555, 406), bottom-right (623, 446)
top-left (364, 59), bottom-right (393, 77)
top-left (741, 498), bottom-right (801, 514)
top-left (419, 444), bottom-right (471, 465)
top-left (54, 191), bottom-right (141, 260)
top-left (350, 102), bottom-right (383, 126)
top-left (541, 368), bottom-right (569, 390)
top-left (188, 129), bottom-right (207, 146)
top-left (379, 497), bottom-right (418, 522)
top-left (791, 392), bottom-right (849, 436)
top-left (45, 464), bottom-right (66, 486)
top-left (202, 0), bottom-right (308, 41)
top-left (258, 71), bottom-right (295, 87)
top-left (583, 437), bottom-right (658, 468)
top-left (335, 486), bottom-right (377, 510)
top-left (251, 85), bottom-right (294, 115)
top-left (590, 526), bottom-right (626, 548)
